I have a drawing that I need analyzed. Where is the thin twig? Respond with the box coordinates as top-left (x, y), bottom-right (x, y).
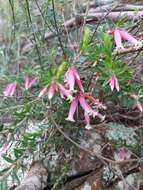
top-left (90, 2), bottom-right (120, 42)
top-left (51, 116), bottom-right (140, 165)
top-left (34, 0), bottom-right (56, 34)
top-left (113, 43), bottom-right (143, 56)
top-left (25, 0), bottom-right (43, 71)
top-left (9, 0), bottom-right (16, 38)
top-left (51, 0), bottom-right (66, 57)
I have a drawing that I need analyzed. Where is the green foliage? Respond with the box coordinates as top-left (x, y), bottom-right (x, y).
top-left (0, 0), bottom-right (142, 188)
top-left (80, 27), bottom-right (92, 53)
top-left (14, 149), bottom-right (25, 159)
top-left (2, 156), bottom-right (15, 164)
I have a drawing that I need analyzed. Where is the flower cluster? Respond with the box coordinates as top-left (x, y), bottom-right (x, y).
top-left (64, 65), bottom-right (105, 129)
top-left (110, 28), bottom-right (139, 50)
top-left (4, 28), bottom-right (140, 128)
top-left (3, 65), bottom-right (105, 129)
top-left (108, 75), bottom-right (119, 92)
top-left (3, 76), bottom-right (37, 96)
top-left (3, 82), bottom-right (17, 97)
top-left (38, 81), bottom-right (73, 101)
top-left (66, 92), bottom-right (105, 130)
top-left (38, 65), bottom-right (105, 129)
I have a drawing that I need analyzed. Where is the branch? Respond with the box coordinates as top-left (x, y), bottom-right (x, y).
top-left (51, 0), bottom-right (65, 56)
top-left (89, 4), bottom-right (143, 12)
top-left (44, 11), bottom-right (143, 40)
top-left (45, 16), bottom-right (84, 40)
top-left (80, 10), bottom-right (143, 21)
top-left (113, 43), bottom-right (143, 56)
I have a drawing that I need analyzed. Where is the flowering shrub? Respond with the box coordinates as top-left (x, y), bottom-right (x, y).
top-left (0, 1), bottom-right (143, 188)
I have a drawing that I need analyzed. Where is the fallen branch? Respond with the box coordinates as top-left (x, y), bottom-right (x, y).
top-left (81, 10), bottom-right (143, 21)
top-left (45, 11), bottom-right (143, 40)
top-left (89, 4), bottom-right (143, 12)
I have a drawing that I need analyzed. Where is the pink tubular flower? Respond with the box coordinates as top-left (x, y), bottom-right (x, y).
top-left (119, 29), bottom-right (138, 46)
top-left (114, 148), bottom-right (131, 161)
top-left (78, 92), bottom-right (105, 120)
top-left (38, 82), bottom-right (73, 101)
top-left (65, 66), bottom-right (75, 91)
top-left (78, 92), bottom-right (92, 114)
top-left (3, 82), bottom-right (17, 96)
top-left (38, 86), bottom-right (48, 97)
top-left (84, 112), bottom-right (92, 130)
top-left (24, 76), bottom-right (37, 90)
top-left (66, 97), bottom-right (78, 122)
top-left (113, 29), bottom-right (123, 49)
top-left (48, 82), bottom-right (57, 100)
top-left (66, 92), bottom-right (105, 128)
top-left (92, 110), bottom-right (105, 121)
top-left (65, 65), bottom-right (84, 92)
top-left (111, 28), bottom-right (139, 49)
top-left (108, 75), bottom-right (119, 92)
top-left (136, 101), bottom-right (143, 112)
top-left (58, 83), bottom-right (73, 101)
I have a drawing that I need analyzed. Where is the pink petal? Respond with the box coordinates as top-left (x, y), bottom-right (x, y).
top-left (24, 76), bottom-right (30, 90)
top-left (3, 84), bottom-right (13, 96)
top-left (76, 78), bottom-right (84, 92)
top-left (93, 111), bottom-right (105, 121)
top-left (72, 66), bottom-right (84, 92)
top-left (72, 65), bottom-right (80, 80)
top-left (28, 79), bottom-right (37, 89)
top-left (84, 112), bottom-right (92, 130)
top-left (66, 97), bottom-right (78, 122)
top-left (9, 82), bottom-right (17, 96)
top-left (114, 76), bottom-right (120, 92)
top-left (38, 86), bottom-right (48, 97)
top-left (136, 101), bottom-right (143, 112)
top-left (109, 75), bottom-right (119, 92)
top-left (113, 29), bottom-right (123, 49)
top-left (65, 67), bottom-right (75, 91)
top-left (115, 148), bottom-right (131, 161)
top-left (119, 29), bottom-right (138, 45)
top-left (58, 84), bottom-right (73, 101)
top-left (78, 93), bottom-right (91, 114)
top-left (48, 82), bottom-right (57, 100)
top-left (109, 76), bottom-right (115, 91)
top-left (3, 82), bottom-right (17, 96)
top-left (118, 148), bottom-right (126, 161)
top-left (25, 77), bottom-right (37, 90)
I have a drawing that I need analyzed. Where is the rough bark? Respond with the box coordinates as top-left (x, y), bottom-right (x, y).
top-left (15, 161), bottom-right (48, 190)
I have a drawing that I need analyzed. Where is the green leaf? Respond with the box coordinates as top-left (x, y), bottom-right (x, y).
top-left (0, 123), bottom-right (4, 132)
top-left (14, 148), bottom-right (25, 159)
top-left (0, 167), bottom-right (11, 176)
top-left (56, 61), bottom-right (68, 80)
top-left (102, 32), bottom-right (113, 61)
top-left (80, 27), bottom-right (92, 53)
top-left (2, 156), bottom-right (15, 164)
